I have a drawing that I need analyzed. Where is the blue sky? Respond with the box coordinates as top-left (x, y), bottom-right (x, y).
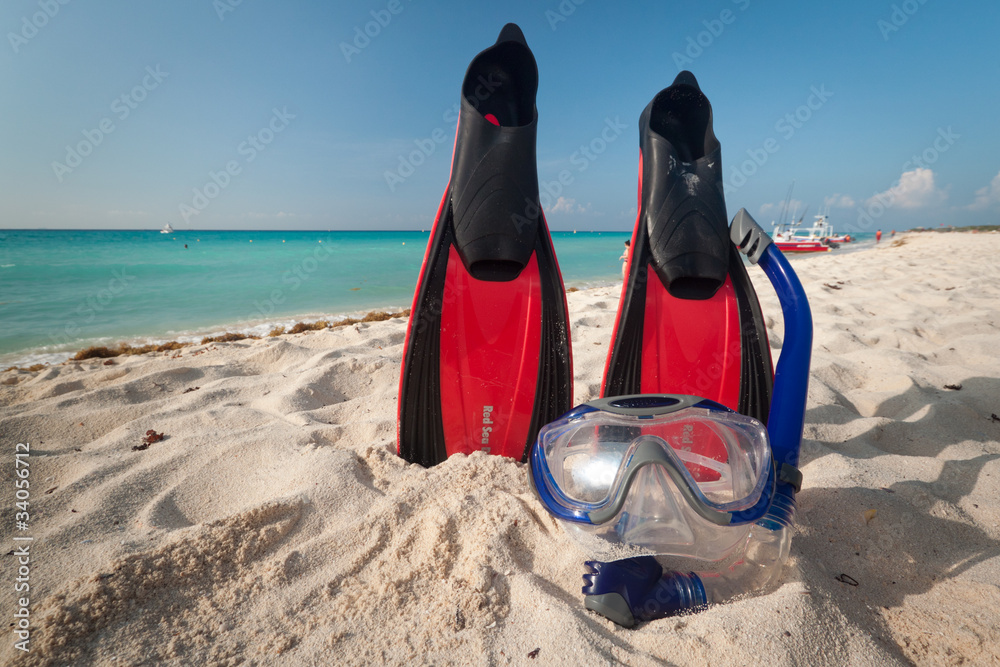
top-left (2, 0), bottom-right (998, 232)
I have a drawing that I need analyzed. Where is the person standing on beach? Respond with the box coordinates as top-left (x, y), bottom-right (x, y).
top-left (876, 229), bottom-right (882, 243)
top-left (620, 240), bottom-right (630, 279)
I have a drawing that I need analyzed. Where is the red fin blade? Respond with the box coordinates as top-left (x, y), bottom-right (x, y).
top-left (439, 248), bottom-right (543, 458)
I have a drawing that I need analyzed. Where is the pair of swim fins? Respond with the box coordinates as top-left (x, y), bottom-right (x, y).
top-left (397, 24), bottom-right (773, 467)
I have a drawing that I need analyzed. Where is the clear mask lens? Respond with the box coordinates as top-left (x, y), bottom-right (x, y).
top-left (533, 397), bottom-right (774, 560)
top-left (543, 408), bottom-right (768, 512)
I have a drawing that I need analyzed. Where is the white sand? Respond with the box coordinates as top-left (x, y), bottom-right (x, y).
top-left (2, 232), bottom-right (999, 665)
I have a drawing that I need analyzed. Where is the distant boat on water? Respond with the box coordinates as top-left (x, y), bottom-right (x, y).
top-left (160, 223), bottom-right (174, 234)
top-left (804, 214), bottom-right (852, 244)
top-left (771, 220), bottom-right (833, 253)
top-left (772, 214), bottom-right (851, 252)
top-left (767, 182), bottom-right (847, 252)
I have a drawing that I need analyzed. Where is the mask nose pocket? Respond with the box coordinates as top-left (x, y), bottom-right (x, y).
top-left (615, 464), bottom-right (694, 549)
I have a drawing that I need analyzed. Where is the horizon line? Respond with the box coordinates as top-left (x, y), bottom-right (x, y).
top-left (0, 227), bottom-right (635, 233)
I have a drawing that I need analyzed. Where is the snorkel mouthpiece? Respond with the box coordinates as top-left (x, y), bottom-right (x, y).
top-left (583, 495), bottom-right (796, 626)
top-left (583, 557), bottom-right (707, 628)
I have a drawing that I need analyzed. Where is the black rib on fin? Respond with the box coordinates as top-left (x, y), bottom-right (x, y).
top-left (728, 245), bottom-right (773, 423)
top-left (602, 222), bottom-right (651, 398)
top-left (397, 219), bottom-right (451, 468)
top-left (523, 218), bottom-right (573, 462)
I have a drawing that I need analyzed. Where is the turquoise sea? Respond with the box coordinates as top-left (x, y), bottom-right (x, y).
top-left (0, 228), bottom-right (878, 368)
top-left (0, 229), bottom-right (632, 368)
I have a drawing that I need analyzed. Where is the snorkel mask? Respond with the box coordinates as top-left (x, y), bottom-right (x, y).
top-left (529, 394), bottom-right (779, 562)
top-left (528, 210), bottom-right (812, 626)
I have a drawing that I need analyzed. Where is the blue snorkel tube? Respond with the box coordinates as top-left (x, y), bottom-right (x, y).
top-left (581, 210), bottom-right (813, 627)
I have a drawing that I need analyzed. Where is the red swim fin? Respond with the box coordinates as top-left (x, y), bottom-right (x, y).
top-left (397, 24), bottom-right (573, 467)
top-left (602, 71), bottom-right (773, 423)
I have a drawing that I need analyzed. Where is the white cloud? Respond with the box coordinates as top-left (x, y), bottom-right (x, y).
top-left (759, 199), bottom-right (804, 220)
top-left (824, 194), bottom-right (856, 208)
top-left (965, 170), bottom-right (1000, 210)
top-left (866, 168), bottom-right (947, 210)
top-left (548, 197), bottom-right (586, 214)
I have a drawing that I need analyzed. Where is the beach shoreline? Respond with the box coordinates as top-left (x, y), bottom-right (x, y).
top-left (2, 231), bottom-right (999, 665)
top-left (0, 228), bottom-right (633, 371)
top-left (0, 305), bottom-right (419, 372)
top-left (0, 236), bottom-right (884, 371)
